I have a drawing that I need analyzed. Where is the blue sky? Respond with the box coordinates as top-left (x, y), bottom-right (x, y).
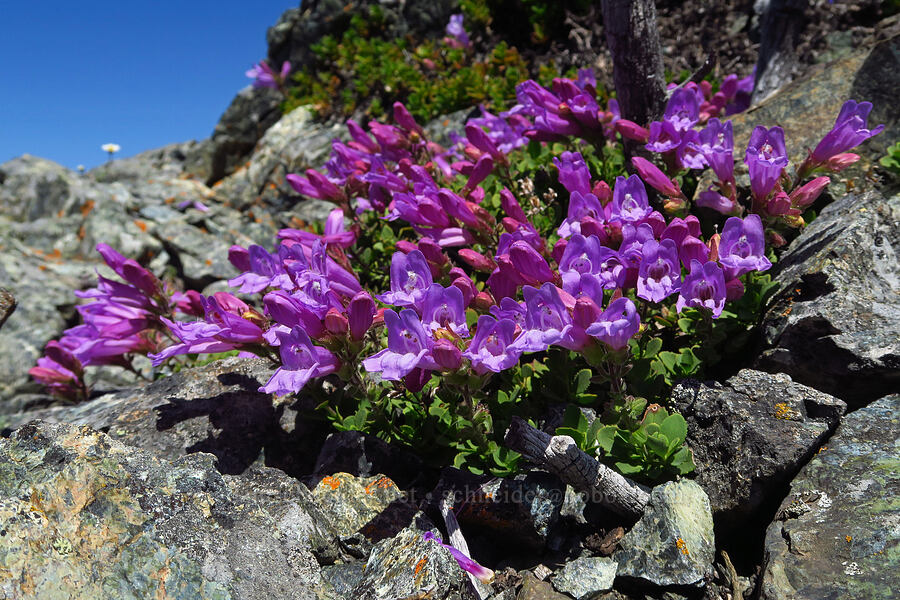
top-left (1, 1), bottom-right (299, 171)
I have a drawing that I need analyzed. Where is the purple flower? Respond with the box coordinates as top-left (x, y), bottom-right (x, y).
top-left (554, 151), bottom-right (592, 196)
top-left (277, 209), bottom-right (356, 249)
top-left (463, 315), bottom-right (522, 374)
top-left (637, 239), bottom-right (682, 303)
top-left (559, 235), bottom-right (626, 295)
top-left (246, 60), bottom-right (290, 89)
top-left (263, 290), bottom-right (325, 340)
top-left (664, 88), bottom-right (701, 132)
top-left (489, 297), bottom-right (527, 327)
top-left (696, 188), bottom-right (738, 215)
top-left (228, 245), bottom-right (292, 294)
top-left (811, 100), bottom-right (885, 163)
top-left (95, 243), bottom-right (162, 299)
top-left (692, 118), bottom-right (734, 182)
top-left (260, 327), bottom-right (339, 395)
top-left (558, 191), bottom-right (606, 238)
top-left (611, 175), bottom-right (653, 224)
top-left (718, 214), bottom-right (772, 278)
top-left (676, 260), bottom-right (726, 317)
top-left (508, 241), bottom-right (555, 285)
top-left (585, 297), bottom-right (641, 350)
top-left (645, 120), bottom-right (682, 153)
top-left (445, 14), bottom-right (470, 47)
top-left (362, 309), bottom-right (437, 380)
top-left (510, 284), bottom-right (576, 353)
top-left (377, 250), bottom-right (433, 308)
top-left (631, 157), bottom-right (681, 197)
top-left (423, 532), bottom-right (494, 584)
top-left (676, 130), bottom-right (709, 170)
top-left (421, 284), bottom-right (469, 337)
top-left (348, 291), bottom-right (376, 341)
top-left (745, 126), bottom-right (788, 201)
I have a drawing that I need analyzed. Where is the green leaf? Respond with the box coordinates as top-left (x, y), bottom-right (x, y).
top-left (658, 351), bottom-right (679, 372)
top-left (595, 425), bottom-right (618, 453)
top-left (615, 461), bottom-right (645, 475)
top-left (660, 414), bottom-right (688, 447)
top-left (556, 427), bottom-right (586, 448)
top-left (644, 337), bottom-right (663, 358)
top-left (641, 406), bottom-right (669, 428)
top-left (645, 433), bottom-right (669, 459)
top-left (574, 368), bottom-right (592, 395)
top-left (561, 404), bottom-right (589, 432)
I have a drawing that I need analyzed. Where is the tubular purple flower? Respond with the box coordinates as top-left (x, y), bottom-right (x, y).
top-left (228, 245), bottom-right (290, 294)
top-left (558, 191), bottom-right (605, 238)
top-left (664, 88), bottom-right (701, 132)
top-left (465, 124), bottom-right (503, 162)
top-left (811, 100), bottom-right (884, 163)
top-left (421, 284), bottom-right (469, 337)
top-left (553, 151), bottom-right (592, 195)
top-left (463, 315), bottom-right (522, 374)
top-left (500, 188), bottom-right (528, 222)
top-left (465, 154), bottom-right (494, 190)
top-left (260, 327), bottom-right (339, 396)
top-left (696, 188), bottom-right (738, 215)
top-left (559, 235), bottom-right (625, 295)
top-left (645, 120), bottom-right (682, 153)
top-left (423, 532), bottom-right (494, 584)
top-left (95, 243), bottom-right (161, 298)
top-left (445, 14), bottom-right (471, 47)
top-left (393, 102), bottom-right (424, 135)
top-left (790, 176), bottom-right (830, 209)
top-left (362, 309), bottom-right (436, 380)
top-left (263, 290), bottom-right (325, 339)
top-left (432, 339), bottom-right (463, 371)
top-left (348, 291), bottom-right (376, 341)
top-left (615, 119), bottom-right (650, 142)
top-left (510, 284), bottom-right (576, 353)
top-left (636, 239), bottom-right (682, 303)
top-left (676, 130), bottom-right (709, 170)
top-left (585, 297), bottom-right (641, 350)
top-left (693, 118), bottom-right (734, 182)
top-left (745, 126), bottom-right (788, 202)
top-left (611, 175), bottom-right (653, 224)
top-left (679, 236), bottom-right (710, 269)
top-left (718, 214), bottom-right (772, 277)
top-left (676, 260), bottom-right (726, 317)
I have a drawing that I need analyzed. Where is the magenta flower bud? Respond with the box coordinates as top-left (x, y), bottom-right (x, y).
top-left (228, 245), bottom-right (251, 272)
top-left (418, 238), bottom-right (448, 265)
top-left (324, 308), bottom-right (349, 335)
top-left (121, 261), bottom-right (161, 298)
top-left (615, 119), bottom-right (650, 142)
top-left (43, 340), bottom-right (83, 376)
top-left (552, 238), bottom-right (568, 264)
top-left (451, 276), bottom-right (477, 308)
top-left (473, 291), bottom-right (496, 311)
top-left (725, 277), bottom-right (745, 301)
top-left (500, 188), bottom-right (528, 222)
top-left (348, 291), bottom-right (376, 341)
top-left (824, 152), bottom-right (860, 171)
top-left (790, 176), bottom-right (830, 209)
top-left (395, 240), bottom-right (417, 254)
top-left (573, 296), bottom-right (602, 330)
top-left (369, 121), bottom-right (408, 150)
top-left (174, 289), bottom-right (205, 317)
top-left (766, 191), bottom-right (793, 216)
top-left (393, 102), bottom-right (423, 135)
top-left (509, 241), bottom-right (555, 285)
top-left (679, 236), bottom-right (710, 269)
top-left (632, 157), bottom-right (682, 197)
top-left (466, 154), bottom-right (494, 190)
top-left (592, 180), bottom-right (612, 205)
top-left (458, 249), bottom-right (496, 273)
top-left (697, 188), bottom-right (739, 215)
top-left (465, 124), bottom-right (503, 162)
top-left (432, 339), bottom-right (463, 370)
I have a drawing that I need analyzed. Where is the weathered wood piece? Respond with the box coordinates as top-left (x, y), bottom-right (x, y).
top-left (753, 0), bottom-right (809, 103)
top-left (504, 416), bottom-right (650, 520)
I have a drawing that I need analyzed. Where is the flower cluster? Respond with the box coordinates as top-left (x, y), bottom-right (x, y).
top-left (246, 60), bottom-right (291, 92)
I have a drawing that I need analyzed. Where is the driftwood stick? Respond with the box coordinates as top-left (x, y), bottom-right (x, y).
top-left (439, 497), bottom-right (490, 599)
top-left (752, 0), bottom-right (808, 103)
top-left (504, 416), bottom-right (650, 520)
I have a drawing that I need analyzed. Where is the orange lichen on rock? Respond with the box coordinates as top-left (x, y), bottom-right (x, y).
top-left (321, 476), bottom-right (342, 490)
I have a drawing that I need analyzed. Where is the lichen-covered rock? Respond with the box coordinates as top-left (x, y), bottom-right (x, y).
top-left (0, 287), bottom-right (15, 331)
top-left (614, 480), bottom-right (715, 588)
top-left (431, 468), bottom-right (565, 551)
top-left (311, 472), bottom-right (423, 557)
top-left (88, 139), bottom-right (213, 184)
top-left (351, 525), bottom-right (474, 600)
top-left (516, 573), bottom-right (571, 600)
top-left (212, 106), bottom-right (341, 223)
top-left (0, 154), bottom-right (84, 222)
top-left (755, 190), bottom-right (900, 406)
top-left (1, 357), bottom-right (328, 480)
top-left (671, 369), bottom-right (846, 529)
top-left (550, 556), bottom-right (617, 599)
top-left (759, 394), bottom-right (899, 599)
top-left (0, 420), bottom-right (336, 599)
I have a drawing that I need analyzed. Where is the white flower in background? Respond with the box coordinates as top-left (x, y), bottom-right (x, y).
top-left (101, 143), bottom-right (121, 160)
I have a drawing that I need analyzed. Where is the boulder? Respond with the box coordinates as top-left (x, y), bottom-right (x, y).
top-left (614, 480), bottom-right (715, 588)
top-left (0, 288), bottom-right (15, 330)
top-left (0, 420), bottom-right (339, 599)
top-left (89, 139), bottom-right (214, 184)
top-left (755, 190), bottom-right (900, 406)
top-left (0, 154), bottom-right (84, 222)
top-left (1, 357), bottom-right (327, 480)
top-left (550, 556), bottom-right (617, 599)
top-left (759, 394), bottom-right (899, 599)
top-left (313, 429), bottom-right (426, 489)
top-left (671, 369), bottom-right (846, 528)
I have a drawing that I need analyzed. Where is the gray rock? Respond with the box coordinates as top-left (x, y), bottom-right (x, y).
top-left (755, 190), bottom-right (900, 407)
top-left (1, 357), bottom-right (327, 479)
top-left (313, 429), bottom-right (426, 489)
top-left (352, 525), bottom-right (474, 600)
top-left (614, 480), bottom-right (715, 588)
top-left (0, 420), bottom-right (333, 599)
top-left (212, 106), bottom-right (342, 222)
top-left (759, 394), bottom-right (899, 600)
top-left (517, 573), bottom-right (571, 600)
top-left (208, 85), bottom-right (284, 184)
top-left (89, 139), bottom-right (213, 184)
top-left (0, 154), bottom-right (83, 221)
top-left (431, 468), bottom-right (565, 551)
top-left (310, 472), bottom-right (423, 557)
top-left (671, 369), bottom-right (846, 528)
top-left (550, 557), bottom-right (617, 599)
top-left (0, 287), bottom-right (14, 330)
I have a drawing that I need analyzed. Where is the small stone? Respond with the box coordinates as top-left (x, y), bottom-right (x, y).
top-left (550, 556), bottom-right (617, 599)
top-left (517, 573), bottom-right (571, 600)
top-left (615, 480), bottom-right (715, 587)
top-left (532, 564), bottom-right (553, 581)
